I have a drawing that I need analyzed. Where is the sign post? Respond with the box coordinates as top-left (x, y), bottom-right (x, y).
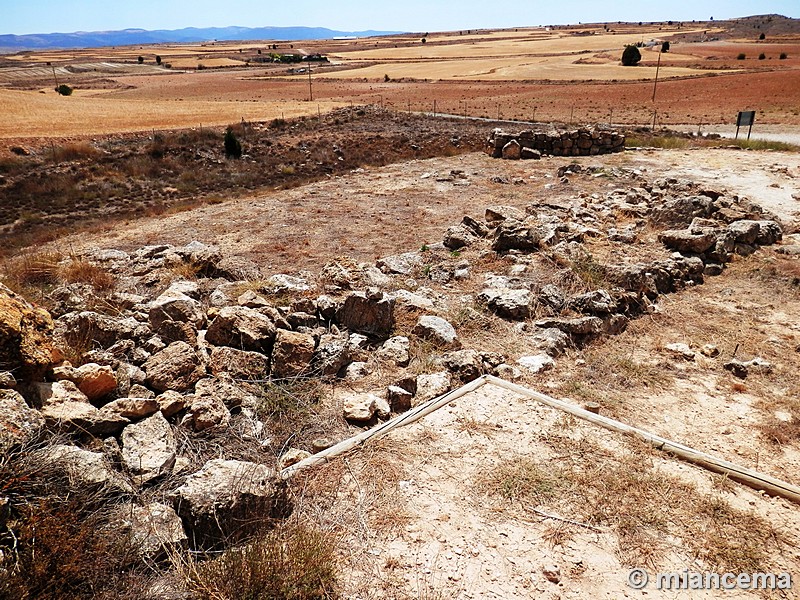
top-left (736, 110), bottom-right (756, 140)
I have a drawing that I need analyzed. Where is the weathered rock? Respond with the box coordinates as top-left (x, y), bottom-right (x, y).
top-left (535, 317), bottom-right (604, 336)
top-left (271, 330), bottom-right (316, 378)
top-left (35, 379), bottom-right (128, 434)
top-left (311, 334), bottom-right (352, 376)
top-left (493, 363), bottom-right (523, 381)
top-left (148, 287), bottom-right (206, 332)
top-left (184, 394), bottom-right (230, 432)
top-left (480, 288), bottom-right (532, 320)
top-left (214, 255), bottom-right (262, 281)
top-left (155, 390), bottom-right (186, 418)
top-left (754, 220), bottom-right (782, 245)
top-left (537, 284), bottom-right (566, 312)
top-left (568, 289), bottom-right (617, 315)
top-left (376, 252), bottom-right (423, 276)
top-left (266, 273), bottom-right (312, 294)
top-left (143, 342), bottom-right (205, 393)
top-left (337, 291), bottom-right (395, 338)
top-left (75, 363), bottom-right (117, 401)
top-left (701, 344), bottom-right (720, 358)
top-left (342, 393), bottom-right (379, 422)
top-left (485, 205), bottom-right (525, 224)
top-left (387, 385), bottom-right (414, 412)
top-left (0, 389), bottom-right (45, 452)
top-left (0, 371), bottom-right (16, 388)
top-left (278, 448), bottom-right (312, 470)
top-left (56, 311), bottom-right (140, 350)
top-left (413, 315), bottom-right (460, 349)
top-left (122, 412), bottom-right (176, 485)
top-left (414, 371), bottom-right (451, 405)
top-left (100, 397), bottom-right (160, 420)
top-left (727, 220), bottom-right (761, 245)
top-left (530, 328), bottom-right (570, 357)
top-left (659, 229), bottom-right (716, 254)
top-left (493, 220), bottom-right (556, 252)
top-left (502, 139), bottom-right (521, 159)
top-left (665, 343), bottom-right (696, 361)
top-left (724, 357), bottom-right (773, 379)
top-left (209, 346), bottom-right (270, 379)
top-left (443, 349), bottom-right (484, 382)
top-left (152, 319), bottom-right (197, 346)
top-left (443, 224), bottom-right (478, 250)
top-left (41, 444), bottom-right (133, 494)
top-left (206, 306), bottom-right (276, 353)
top-left (114, 502), bottom-right (187, 559)
top-left (195, 376), bottom-right (256, 410)
top-left (344, 361), bottom-right (371, 380)
top-left (172, 458), bottom-right (276, 548)
top-left (517, 354), bottom-right (555, 374)
top-left (0, 283), bottom-right (60, 380)
top-left (376, 336), bottom-right (411, 367)
top-left (652, 195), bottom-right (714, 227)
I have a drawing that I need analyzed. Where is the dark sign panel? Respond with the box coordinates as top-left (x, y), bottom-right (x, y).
top-left (737, 111), bottom-right (756, 127)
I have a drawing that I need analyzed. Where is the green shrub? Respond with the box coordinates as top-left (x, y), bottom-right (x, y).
top-left (759, 53), bottom-right (766, 60)
top-left (621, 45), bottom-right (642, 66)
top-left (780, 52), bottom-right (788, 60)
top-left (737, 53), bottom-right (746, 60)
top-left (137, 56), bottom-right (143, 64)
top-left (155, 55), bottom-right (162, 65)
top-left (661, 40), bottom-right (670, 52)
top-left (759, 32), bottom-right (766, 40)
top-left (224, 127), bottom-right (242, 159)
top-left (55, 84), bottom-right (72, 96)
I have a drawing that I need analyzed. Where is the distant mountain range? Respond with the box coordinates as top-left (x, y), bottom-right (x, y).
top-left (0, 26), bottom-right (403, 51)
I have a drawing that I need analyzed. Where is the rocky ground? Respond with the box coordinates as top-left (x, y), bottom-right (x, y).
top-left (2, 125), bottom-right (800, 598)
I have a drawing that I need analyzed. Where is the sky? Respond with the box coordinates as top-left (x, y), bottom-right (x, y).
top-left (1, 0), bottom-right (798, 36)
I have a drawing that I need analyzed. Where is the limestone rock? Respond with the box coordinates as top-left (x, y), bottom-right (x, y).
top-left (415, 371), bottom-right (451, 405)
top-left (0, 389), bottom-right (45, 453)
top-left (343, 393), bottom-right (379, 422)
top-left (517, 354), bottom-right (555, 374)
top-left (155, 390), bottom-right (187, 418)
top-left (41, 444), bottom-right (133, 494)
top-left (35, 380), bottom-right (129, 435)
top-left (376, 336), bottom-right (411, 367)
top-left (278, 448), bottom-right (312, 470)
top-left (337, 291), bottom-right (395, 338)
top-left (143, 342), bottom-right (205, 393)
top-left (480, 288), bottom-right (532, 320)
top-left (271, 330), bottom-right (316, 379)
top-left (172, 458), bottom-right (276, 548)
top-left (387, 385), bottom-right (414, 412)
top-left (100, 397), bottom-right (160, 420)
top-left (205, 306), bottom-right (276, 353)
top-left (376, 252), bottom-right (423, 276)
top-left (122, 412), bottom-right (176, 485)
top-left (493, 363), bottom-right (523, 381)
top-left (535, 317), bottom-right (604, 336)
top-left (209, 346), bottom-right (270, 380)
top-left (148, 287), bottom-right (206, 332)
top-left (659, 229), bottom-right (716, 254)
top-left (0, 283), bottom-right (60, 380)
top-left (115, 502), bottom-right (187, 559)
top-left (530, 328), bottom-right (570, 357)
top-left (312, 334), bottom-right (352, 376)
top-left (56, 311), bottom-right (140, 350)
top-left (665, 343), bottom-right (696, 361)
top-left (0, 371), bottom-right (16, 389)
top-left (443, 224), bottom-right (478, 250)
top-left (413, 315), bottom-right (460, 349)
top-left (443, 349), bottom-right (484, 382)
top-left (344, 361), bottom-right (371, 380)
top-left (501, 139), bottom-right (521, 160)
top-left (485, 205), bottom-right (525, 224)
top-left (75, 363), bottom-right (117, 401)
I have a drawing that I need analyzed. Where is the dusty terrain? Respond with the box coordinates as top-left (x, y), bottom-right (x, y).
top-left (2, 15), bottom-right (800, 600)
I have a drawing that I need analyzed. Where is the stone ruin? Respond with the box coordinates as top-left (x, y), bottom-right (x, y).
top-left (487, 127), bottom-right (625, 159)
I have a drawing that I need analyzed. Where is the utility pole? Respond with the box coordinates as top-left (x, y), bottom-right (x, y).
top-left (652, 49), bottom-right (662, 102)
top-left (308, 66), bottom-right (312, 101)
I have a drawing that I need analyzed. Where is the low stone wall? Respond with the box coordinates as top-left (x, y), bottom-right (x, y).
top-left (487, 127), bottom-right (625, 159)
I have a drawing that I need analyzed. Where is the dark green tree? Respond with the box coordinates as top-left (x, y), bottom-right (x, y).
top-left (661, 40), bottom-right (670, 52)
top-left (224, 127), bottom-right (242, 159)
top-left (621, 45), bottom-right (642, 66)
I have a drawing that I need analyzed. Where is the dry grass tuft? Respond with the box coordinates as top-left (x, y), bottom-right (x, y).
top-left (182, 522), bottom-right (339, 600)
top-left (2, 251), bottom-right (63, 288)
top-left (59, 258), bottom-right (116, 291)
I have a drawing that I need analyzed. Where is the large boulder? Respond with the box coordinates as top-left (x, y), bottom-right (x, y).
top-left (376, 336), bottom-right (411, 367)
top-left (659, 229), bottom-right (717, 254)
top-left (0, 389), bottom-right (45, 452)
top-left (270, 330), bottom-right (316, 379)
top-left (143, 342), bottom-right (206, 393)
top-left (75, 363), bottom-right (118, 402)
top-left (311, 334), bottom-right (352, 376)
top-left (205, 306), bottom-right (276, 353)
top-left (336, 291), bottom-right (395, 338)
top-left (492, 220), bottom-right (558, 252)
top-left (376, 252), bottom-right (423, 276)
top-left (122, 412), bottom-right (176, 485)
top-left (479, 288), bottom-right (532, 320)
top-left (414, 371), bottom-right (452, 405)
top-left (0, 283), bottom-right (60, 380)
top-left (171, 458), bottom-right (277, 549)
top-left (56, 311), bottom-right (142, 350)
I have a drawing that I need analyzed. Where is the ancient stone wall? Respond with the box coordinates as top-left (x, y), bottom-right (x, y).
top-left (487, 127), bottom-right (625, 159)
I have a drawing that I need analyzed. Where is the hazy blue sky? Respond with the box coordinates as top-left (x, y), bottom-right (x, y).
top-left (2, 0), bottom-right (798, 35)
